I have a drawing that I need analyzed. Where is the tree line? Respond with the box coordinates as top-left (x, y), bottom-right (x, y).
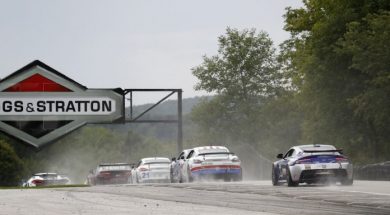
top-left (191, 0), bottom-right (390, 164)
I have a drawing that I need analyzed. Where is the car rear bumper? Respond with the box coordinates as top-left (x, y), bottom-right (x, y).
top-left (96, 177), bottom-right (129, 184)
top-left (191, 165), bottom-right (242, 176)
top-left (139, 179), bottom-right (171, 183)
top-left (290, 163), bottom-right (353, 183)
top-left (138, 171), bottom-right (171, 183)
top-left (299, 169), bottom-right (348, 183)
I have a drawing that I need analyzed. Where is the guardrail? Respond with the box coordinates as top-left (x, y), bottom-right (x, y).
top-left (354, 161), bottom-right (390, 181)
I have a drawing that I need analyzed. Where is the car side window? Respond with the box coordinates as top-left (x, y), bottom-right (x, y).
top-left (179, 152), bottom-right (184, 160)
top-left (283, 149), bottom-right (295, 159)
top-left (291, 149), bottom-right (298, 157)
top-left (186, 150), bottom-right (194, 159)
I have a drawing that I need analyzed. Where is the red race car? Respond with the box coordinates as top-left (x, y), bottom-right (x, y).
top-left (87, 163), bottom-right (132, 185)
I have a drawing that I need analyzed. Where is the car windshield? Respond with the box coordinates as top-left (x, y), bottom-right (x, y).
top-left (145, 162), bottom-right (170, 165)
top-left (34, 173), bottom-right (58, 179)
top-left (143, 158), bottom-right (170, 164)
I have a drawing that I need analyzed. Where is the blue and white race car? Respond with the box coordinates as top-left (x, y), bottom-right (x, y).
top-left (181, 146), bottom-right (242, 182)
top-left (272, 144), bottom-right (353, 186)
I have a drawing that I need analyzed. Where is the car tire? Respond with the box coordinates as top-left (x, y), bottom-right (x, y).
top-left (179, 172), bottom-right (183, 183)
top-left (187, 167), bottom-right (193, 182)
top-left (287, 167), bottom-right (299, 187)
top-left (272, 165), bottom-right (280, 186)
top-left (341, 177), bottom-right (353, 186)
top-left (233, 170), bottom-right (243, 182)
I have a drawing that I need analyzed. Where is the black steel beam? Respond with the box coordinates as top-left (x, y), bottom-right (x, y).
top-left (131, 91), bottom-right (176, 121)
top-left (124, 120), bottom-right (178, 123)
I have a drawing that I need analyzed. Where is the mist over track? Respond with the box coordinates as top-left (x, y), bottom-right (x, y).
top-left (1, 180), bottom-right (389, 215)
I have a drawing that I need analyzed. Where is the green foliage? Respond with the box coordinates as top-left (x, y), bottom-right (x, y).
top-left (284, 0), bottom-right (390, 162)
top-left (191, 28), bottom-right (303, 162)
top-left (193, 28), bottom-right (282, 100)
top-left (0, 139), bottom-right (25, 186)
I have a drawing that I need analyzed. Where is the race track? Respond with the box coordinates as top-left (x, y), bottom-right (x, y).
top-left (1, 180), bottom-right (389, 215)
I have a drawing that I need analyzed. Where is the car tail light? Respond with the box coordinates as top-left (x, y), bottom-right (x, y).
top-left (193, 159), bottom-right (203, 164)
top-left (293, 158), bottom-right (312, 165)
top-left (99, 172), bottom-right (111, 177)
top-left (336, 156), bottom-right (349, 163)
top-left (32, 179), bottom-right (43, 185)
top-left (139, 167), bottom-right (149, 171)
top-left (231, 157), bottom-right (240, 162)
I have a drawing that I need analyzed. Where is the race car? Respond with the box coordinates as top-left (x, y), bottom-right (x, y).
top-left (181, 146), bottom-right (242, 182)
top-left (23, 173), bottom-right (71, 187)
top-left (87, 163), bottom-right (132, 185)
top-left (170, 149), bottom-right (192, 183)
top-left (131, 157), bottom-right (171, 183)
top-left (272, 144), bottom-right (353, 186)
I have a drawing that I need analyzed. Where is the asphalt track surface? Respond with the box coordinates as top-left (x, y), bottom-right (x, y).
top-left (1, 180), bottom-right (389, 215)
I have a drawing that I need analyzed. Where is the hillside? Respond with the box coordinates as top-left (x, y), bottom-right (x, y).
top-left (126, 96), bottom-right (211, 119)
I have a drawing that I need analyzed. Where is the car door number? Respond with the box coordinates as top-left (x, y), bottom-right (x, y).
top-left (141, 172), bottom-right (149, 178)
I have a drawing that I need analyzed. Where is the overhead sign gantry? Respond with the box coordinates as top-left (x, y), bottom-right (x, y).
top-left (0, 60), bottom-right (183, 152)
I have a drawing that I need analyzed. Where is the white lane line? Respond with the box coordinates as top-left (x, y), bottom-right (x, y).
top-left (337, 190), bottom-right (390, 196)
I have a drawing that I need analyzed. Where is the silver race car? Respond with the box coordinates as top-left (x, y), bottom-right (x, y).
top-left (272, 144), bottom-right (353, 186)
top-left (131, 157), bottom-right (171, 183)
top-left (182, 146), bottom-right (242, 182)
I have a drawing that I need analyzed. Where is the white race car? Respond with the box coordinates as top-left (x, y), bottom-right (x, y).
top-left (131, 157), bottom-right (171, 183)
top-left (272, 144), bottom-right (353, 186)
top-left (23, 173), bottom-right (71, 187)
top-left (182, 146), bottom-right (242, 182)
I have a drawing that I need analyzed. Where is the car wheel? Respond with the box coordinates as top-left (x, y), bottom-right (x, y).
top-left (232, 170), bottom-right (243, 182)
top-left (272, 165), bottom-right (280, 186)
top-left (287, 167), bottom-right (299, 187)
top-left (187, 167), bottom-right (193, 182)
top-left (179, 172), bottom-right (183, 183)
top-left (341, 177), bottom-right (353, 186)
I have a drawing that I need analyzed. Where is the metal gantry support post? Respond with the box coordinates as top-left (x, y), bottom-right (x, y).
top-left (177, 89), bottom-right (183, 153)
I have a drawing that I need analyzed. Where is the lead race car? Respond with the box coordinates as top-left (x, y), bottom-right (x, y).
top-left (23, 173), bottom-right (71, 187)
top-left (272, 144), bottom-right (353, 186)
top-left (182, 146), bottom-right (242, 182)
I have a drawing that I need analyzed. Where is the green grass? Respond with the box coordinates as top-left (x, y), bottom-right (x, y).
top-left (0, 184), bottom-right (89, 189)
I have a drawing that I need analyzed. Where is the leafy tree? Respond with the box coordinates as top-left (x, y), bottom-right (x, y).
top-left (339, 11), bottom-right (390, 158)
top-left (283, 0), bottom-right (390, 162)
top-left (193, 28), bottom-right (281, 100)
top-left (0, 139), bottom-right (25, 186)
top-left (191, 28), bottom-right (283, 144)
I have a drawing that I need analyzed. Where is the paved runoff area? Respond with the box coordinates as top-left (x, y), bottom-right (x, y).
top-left (1, 180), bottom-right (389, 215)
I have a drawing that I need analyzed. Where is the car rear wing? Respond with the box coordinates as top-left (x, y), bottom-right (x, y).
top-left (198, 152), bottom-right (236, 156)
top-left (303, 149), bottom-right (343, 153)
top-left (99, 163), bottom-right (132, 166)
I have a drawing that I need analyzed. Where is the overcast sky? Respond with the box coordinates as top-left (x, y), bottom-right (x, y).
top-left (0, 0), bottom-right (302, 105)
